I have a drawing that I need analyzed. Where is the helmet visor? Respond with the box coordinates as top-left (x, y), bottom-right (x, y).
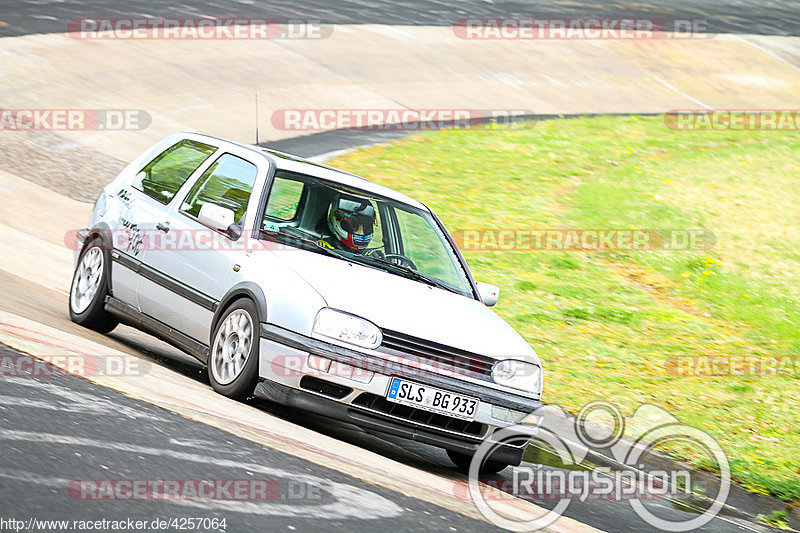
top-left (335, 197), bottom-right (375, 236)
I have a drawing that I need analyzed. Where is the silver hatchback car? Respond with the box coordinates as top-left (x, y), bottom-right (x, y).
top-left (69, 132), bottom-right (543, 473)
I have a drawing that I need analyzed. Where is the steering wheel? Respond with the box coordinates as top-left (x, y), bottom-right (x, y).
top-left (383, 253), bottom-right (417, 270)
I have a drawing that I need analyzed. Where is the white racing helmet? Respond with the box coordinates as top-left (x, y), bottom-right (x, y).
top-left (328, 193), bottom-right (376, 250)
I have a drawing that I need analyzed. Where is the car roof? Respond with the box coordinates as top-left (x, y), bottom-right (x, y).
top-left (186, 133), bottom-right (428, 211)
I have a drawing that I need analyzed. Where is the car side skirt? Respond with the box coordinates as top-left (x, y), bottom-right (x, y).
top-left (105, 296), bottom-right (209, 362)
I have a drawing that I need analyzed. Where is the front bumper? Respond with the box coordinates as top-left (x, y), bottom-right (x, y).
top-left (256, 323), bottom-right (542, 465)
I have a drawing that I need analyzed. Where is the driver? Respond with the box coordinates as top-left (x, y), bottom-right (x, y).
top-left (315, 193), bottom-right (383, 256)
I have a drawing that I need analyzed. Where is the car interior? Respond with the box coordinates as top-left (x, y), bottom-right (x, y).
top-left (261, 173), bottom-right (390, 253)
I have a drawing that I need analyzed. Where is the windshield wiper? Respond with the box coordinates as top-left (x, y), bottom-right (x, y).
top-left (258, 229), bottom-right (348, 261)
top-left (353, 254), bottom-right (461, 295)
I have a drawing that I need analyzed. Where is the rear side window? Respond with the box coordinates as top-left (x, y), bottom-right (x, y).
top-left (134, 140), bottom-right (216, 204)
top-left (263, 176), bottom-right (305, 222)
top-left (180, 154), bottom-right (258, 224)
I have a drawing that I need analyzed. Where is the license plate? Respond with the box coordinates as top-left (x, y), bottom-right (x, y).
top-left (386, 377), bottom-right (479, 421)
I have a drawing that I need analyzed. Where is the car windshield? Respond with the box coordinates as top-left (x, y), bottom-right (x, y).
top-left (258, 169), bottom-right (474, 297)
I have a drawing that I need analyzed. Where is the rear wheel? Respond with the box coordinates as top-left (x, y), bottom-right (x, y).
top-left (68, 238), bottom-right (118, 333)
top-left (208, 299), bottom-right (259, 400)
top-left (447, 449), bottom-right (510, 475)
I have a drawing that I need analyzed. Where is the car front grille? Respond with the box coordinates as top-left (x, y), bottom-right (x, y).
top-left (378, 329), bottom-right (495, 380)
top-left (352, 392), bottom-right (487, 437)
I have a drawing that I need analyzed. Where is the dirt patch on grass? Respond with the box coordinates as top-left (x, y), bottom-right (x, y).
top-left (601, 257), bottom-right (770, 356)
top-left (602, 258), bottom-right (708, 319)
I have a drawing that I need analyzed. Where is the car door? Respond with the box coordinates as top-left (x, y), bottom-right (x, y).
top-left (109, 137), bottom-right (219, 310)
top-left (136, 150), bottom-right (264, 344)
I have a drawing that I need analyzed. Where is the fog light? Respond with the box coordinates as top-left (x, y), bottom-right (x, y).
top-left (492, 405), bottom-right (527, 424)
top-left (522, 413), bottom-right (543, 427)
top-left (328, 361), bottom-right (355, 379)
top-left (307, 355), bottom-right (332, 372)
top-left (350, 369), bottom-right (374, 384)
top-left (308, 356), bottom-right (373, 384)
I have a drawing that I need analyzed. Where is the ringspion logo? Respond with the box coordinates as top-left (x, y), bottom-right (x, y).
top-left (467, 402), bottom-right (730, 531)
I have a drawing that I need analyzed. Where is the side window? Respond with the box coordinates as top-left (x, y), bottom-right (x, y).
top-left (180, 154), bottom-right (258, 225)
top-left (263, 177), bottom-right (305, 222)
top-left (370, 202), bottom-right (385, 249)
top-left (395, 208), bottom-right (461, 284)
top-left (134, 140), bottom-right (216, 204)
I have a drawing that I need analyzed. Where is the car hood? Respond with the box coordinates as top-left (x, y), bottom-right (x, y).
top-left (272, 248), bottom-right (538, 362)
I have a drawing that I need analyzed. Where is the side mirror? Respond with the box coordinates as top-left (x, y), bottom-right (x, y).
top-left (198, 202), bottom-right (237, 235)
top-left (476, 282), bottom-right (500, 307)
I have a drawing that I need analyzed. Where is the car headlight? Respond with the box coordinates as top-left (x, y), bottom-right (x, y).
top-left (312, 308), bottom-right (382, 349)
top-left (492, 359), bottom-right (541, 393)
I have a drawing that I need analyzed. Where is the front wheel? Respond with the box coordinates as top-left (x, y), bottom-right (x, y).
top-left (208, 299), bottom-right (259, 400)
top-left (69, 239), bottom-right (118, 333)
top-left (447, 449), bottom-right (510, 475)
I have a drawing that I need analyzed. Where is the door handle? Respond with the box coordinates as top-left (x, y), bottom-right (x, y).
top-left (156, 222), bottom-right (170, 233)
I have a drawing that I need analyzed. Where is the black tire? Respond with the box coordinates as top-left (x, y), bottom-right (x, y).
top-left (447, 449), bottom-right (510, 475)
top-left (68, 238), bottom-right (118, 333)
top-left (207, 299), bottom-right (259, 400)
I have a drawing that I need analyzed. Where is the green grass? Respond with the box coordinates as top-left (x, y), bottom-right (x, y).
top-left (329, 115), bottom-right (800, 502)
top-left (758, 510), bottom-right (790, 530)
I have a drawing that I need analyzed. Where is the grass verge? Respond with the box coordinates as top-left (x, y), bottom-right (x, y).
top-left (329, 115), bottom-right (799, 502)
